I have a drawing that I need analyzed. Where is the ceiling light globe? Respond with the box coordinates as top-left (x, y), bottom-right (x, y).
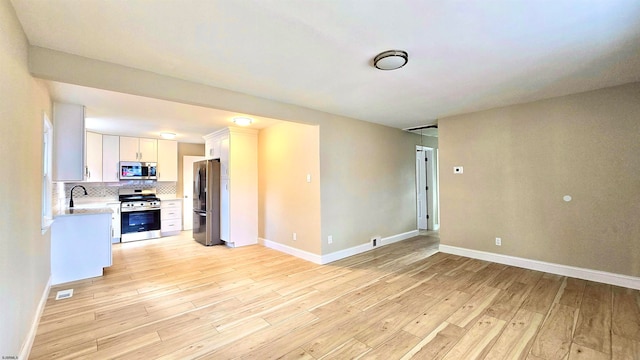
top-left (160, 132), bottom-right (176, 139)
top-left (374, 50), bottom-right (408, 70)
top-left (233, 117), bottom-right (253, 126)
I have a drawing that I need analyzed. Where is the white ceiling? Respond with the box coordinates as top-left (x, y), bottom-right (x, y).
top-left (45, 81), bottom-right (282, 143)
top-left (11, 0), bottom-right (640, 134)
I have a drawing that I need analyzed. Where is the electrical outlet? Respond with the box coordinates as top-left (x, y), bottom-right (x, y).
top-left (371, 236), bottom-right (381, 247)
top-left (293, 232), bottom-right (297, 241)
top-left (495, 237), bottom-right (502, 246)
top-left (328, 235), bottom-right (333, 244)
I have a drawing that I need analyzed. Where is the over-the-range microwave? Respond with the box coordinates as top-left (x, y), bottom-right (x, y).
top-left (119, 161), bottom-right (157, 180)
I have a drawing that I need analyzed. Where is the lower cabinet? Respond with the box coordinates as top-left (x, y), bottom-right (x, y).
top-left (161, 199), bottom-right (182, 236)
top-left (51, 212), bottom-right (112, 285)
top-left (107, 202), bottom-right (121, 243)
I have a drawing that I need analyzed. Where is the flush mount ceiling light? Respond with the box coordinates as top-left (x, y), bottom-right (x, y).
top-left (373, 50), bottom-right (408, 70)
top-left (160, 132), bottom-right (176, 139)
top-left (233, 117), bottom-right (253, 126)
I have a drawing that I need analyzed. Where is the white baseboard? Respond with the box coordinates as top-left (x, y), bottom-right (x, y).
top-left (321, 242), bottom-right (371, 264)
top-left (20, 275), bottom-right (51, 359)
top-left (439, 245), bottom-right (640, 290)
top-left (381, 230), bottom-right (420, 247)
top-left (260, 238), bottom-right (323, 264)
top-left (261, 230), bottom-right (420, 265)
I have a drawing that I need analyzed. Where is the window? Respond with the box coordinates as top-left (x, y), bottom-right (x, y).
top-left (42, 113), bottom-right (53, 233)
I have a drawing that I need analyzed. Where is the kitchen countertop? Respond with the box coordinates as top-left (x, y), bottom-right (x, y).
top-left (53, 207), bottom-right (113, 218)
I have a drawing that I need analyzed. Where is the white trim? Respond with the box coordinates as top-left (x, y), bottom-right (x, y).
top-left (321, 242), bottom-right (372, 264)
top-left (261, 230), bottom-right (420, 265)
top-left (381, 230), bottom-right (420, 247)
top-left (260, 238), bottom-right (323, 264)
top-left (439, 245), bottom-right (640, 290)
top-left (20, 275), bottom-right (51, 360)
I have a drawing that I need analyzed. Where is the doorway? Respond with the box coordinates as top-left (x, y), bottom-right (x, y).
top-left (416, 146), bottom-right (438, 230)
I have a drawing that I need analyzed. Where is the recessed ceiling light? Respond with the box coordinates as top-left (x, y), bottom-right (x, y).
top-left (160, 132), bottom-right (176, 139)
top-left (373, 50), bottom-right (408, 70)
top-left (233, 117), bottom-right (253, 126)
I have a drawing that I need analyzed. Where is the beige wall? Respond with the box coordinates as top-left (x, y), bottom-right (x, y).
top-left (439, 82), bottom-right (640, 277)
top-left (177, 142), bottom-right (204, 198)
top-left (319, 118), bottom-right (420, 253)
top-left (258, 122), bottom-right (321, 254)
top-left (0, 1), bottom-right (52, 355)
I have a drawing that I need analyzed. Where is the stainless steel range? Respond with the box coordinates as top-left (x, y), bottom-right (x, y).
top-left (119, 188), bottom-right (161, 242)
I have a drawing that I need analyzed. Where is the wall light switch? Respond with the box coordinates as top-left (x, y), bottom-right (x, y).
top-left (306, 174), bottom-right (311, 183)
top-left (454, 166), bottom-right (464, 174)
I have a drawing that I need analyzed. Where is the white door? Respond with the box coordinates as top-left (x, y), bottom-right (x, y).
top-left (416, 149), bottom-right (426, 229)
top-left (416, 146), bottom-right (436, 230)
top-left (183, 155), bottom-right (205, 230)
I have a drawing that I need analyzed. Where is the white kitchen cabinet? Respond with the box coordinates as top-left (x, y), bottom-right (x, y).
top-left (139, 138), bottom-right (158, 162)
top-left (204, 133), bottom-right (223, 160)
top-left (204, 136), bottom-right (216, 159)
top-left (106, 202), bottom-right (121, 243)
top-left (119, 136), bottom-right (158, 162)
top-left (203, 127), bottom-right (257, 247)
top-left (53, 102), bottom-right (85, 181)
top-left (220, 135), bottom-right (229, 179)
top-left (51, 211), bottom-right (112, 285)
top-left (220, 178), bottom-right (230, 241)
top-left (85, 131), bottom-right (103, 182)
top-left (102, 135), bottom-right (120, 182)
top-left (161, 199), bottom-right (182, 236)
top-left (157, 139), bottom-right (178, 182)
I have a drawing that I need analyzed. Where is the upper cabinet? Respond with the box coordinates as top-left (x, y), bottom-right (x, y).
top-left (203, 132), bottom-right (230, 178)
top-left (204, 133), bottom-right (222, 159)
top-left (120, 136), bottom-right (157, 162)
top-left (157, 139), bottom-right (178, 182)
top-left (102, 135), bottom-right (120, 182)
top-left (52, 103), bottom-right (178, 183)
top-left (53, 102), bottom-right (85, 181)
top-left (85, 131), bottom-right (103, 182)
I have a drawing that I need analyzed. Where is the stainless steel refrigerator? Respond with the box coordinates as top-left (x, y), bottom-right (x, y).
top-left (193, 159), bottom-right (222, 246)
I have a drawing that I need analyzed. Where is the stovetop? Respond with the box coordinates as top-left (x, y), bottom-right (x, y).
top-left (118, 188), bottom-right (160, 202)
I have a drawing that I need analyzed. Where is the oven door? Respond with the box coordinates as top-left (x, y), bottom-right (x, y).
top-left (120, 208), bottom-right (161, 242)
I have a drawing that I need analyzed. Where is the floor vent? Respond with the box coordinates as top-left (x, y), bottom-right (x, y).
top-left (55, 289), bottom-right (73, 300)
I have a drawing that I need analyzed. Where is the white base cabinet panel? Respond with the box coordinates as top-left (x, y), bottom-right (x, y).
top-left (51, 213), bottom-right (112, 285)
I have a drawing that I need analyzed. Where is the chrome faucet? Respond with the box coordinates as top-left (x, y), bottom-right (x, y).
top-left (69, 185), bottom-right (88, 208)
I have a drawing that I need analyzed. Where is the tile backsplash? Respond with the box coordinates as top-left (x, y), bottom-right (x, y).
top-left (54, 181), bottom-right (177, 201)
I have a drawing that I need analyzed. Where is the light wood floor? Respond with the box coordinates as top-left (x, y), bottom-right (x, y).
top-left (31, 232), bottom-right (640, 359)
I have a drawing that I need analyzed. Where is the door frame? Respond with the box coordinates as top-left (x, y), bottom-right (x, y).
top-left (416, 145), bottom-right (437, 230)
